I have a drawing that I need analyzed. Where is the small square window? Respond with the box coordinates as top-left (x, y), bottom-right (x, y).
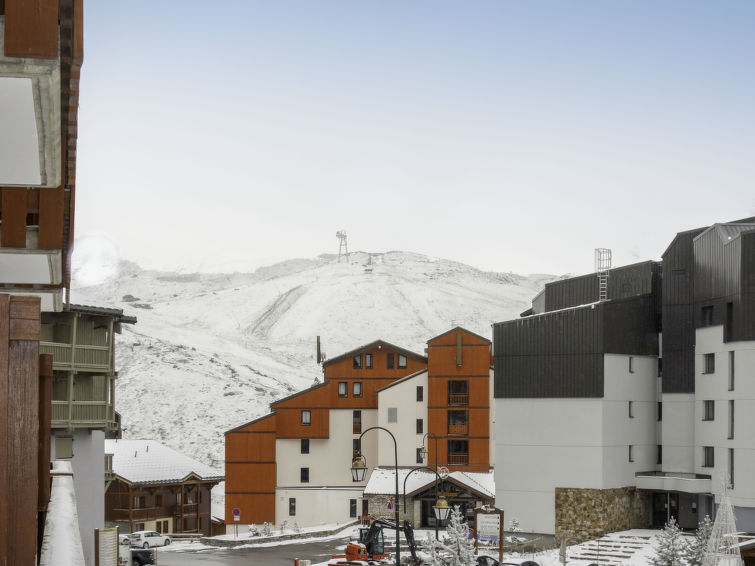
top-left (628, 445), bottom-right (634, 462)
top-left (301, 410), bottom-right (311, 425)
top-left (338, 382), bottom-right (348, 397)
top-left (388, 407), bottom-right (397, 423)
top-left (628, 401), bottom-right (634, 418)
top-left (416, 419), bottom-right (423, 434)
top-left (353, 355), bottom-right (362, 369)
top-left (416, 448), bottom-right (424, 464)
top-left (301, 439), bottom-right (309, 454)
top-left (365, 354), bottom-right (373, 369)
top-left (353, 382), bottom-right (362, 397)
top-left (387, 354), bottom-right (394, 369)
top-left (289, 498), bottom-right (296, 516)
top-left (703, 400), bottom-right (715, 421)
top-left (703, 353), bottom-right (715, 374)
top-left (416, 386), bottom-right (423, 402)
top-left (628, 357), bottom-right (634, 374)
top-left (398, 355), bottom-right (407, 368)
top-left (300, 468), bottom-right (309, 483)
top-left (703, 446), bottom-right (714, 468)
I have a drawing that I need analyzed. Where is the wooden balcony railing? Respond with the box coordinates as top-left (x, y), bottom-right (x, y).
top-left (40, 341), bottom-right (111, 372)
top-left (448, 453), bottom-right (469, 465)
top-left (353, 423), bottom-right (362, 434)
top-left (176, 503), bottom-right (199, 515)
top-left (52, 400), bottom-right (116, 430)
top-left (111, 507), bottom-right (163, 521)
top-left (447, 424), bottom-right (468, 436)
top-left (448, 394), bottom-right (469, 406)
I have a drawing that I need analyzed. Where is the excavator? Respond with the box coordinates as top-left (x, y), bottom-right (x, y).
top-left (329, 518), bottom-right (422, 565)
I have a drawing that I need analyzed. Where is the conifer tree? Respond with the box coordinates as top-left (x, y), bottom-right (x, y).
top-left (425, 506), bottom-right (476, 566)
top-left (686, 515), bottom-right (713, 566)
top-left (650, 517), bottom-right (688, 566)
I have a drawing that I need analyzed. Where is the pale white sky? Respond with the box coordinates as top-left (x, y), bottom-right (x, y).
top-left (66, 2), bottom-right (755, 276)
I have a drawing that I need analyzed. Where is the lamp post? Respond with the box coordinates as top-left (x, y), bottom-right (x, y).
top-left (402, 466), bottom-right (448, 540)
top-left (350, 426), bottom-right (400, 566)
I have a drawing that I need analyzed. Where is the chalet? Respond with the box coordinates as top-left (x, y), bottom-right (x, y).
top-left (225, 328), bottom-right (495, 530)
top-left (105, 439), bottom-right (224, 536)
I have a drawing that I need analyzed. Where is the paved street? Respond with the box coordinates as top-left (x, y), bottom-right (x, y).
top-left (154, 536), bottom-right (351, 566)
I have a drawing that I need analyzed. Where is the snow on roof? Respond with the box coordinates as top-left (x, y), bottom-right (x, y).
top-left (363, 468), bottom-right (494, 498)
top-left (39, 460), bottom-right (86, 566)
top-left (105, 439), bottom-right (223, 485)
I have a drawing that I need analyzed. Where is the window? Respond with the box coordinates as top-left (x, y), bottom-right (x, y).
top-left (353, 438), bottom-right (361, 453)
top-left (416, 448), bottom-right (424, 464)
top-left (703, 353), bottom-right (715, 374)
top-left (156, 494), bottom-right (163, 507)
top-left (447, 439), bottom-right (468, 465)
top-left (55, 436), bottom-right (73, 459)
top-left (416, 386), bottom-right (423, 402)
top-left (398, 354), bottom-right (407, 368)
top-left (350, 499), bottom-right (357, 518)
top-left (289, 498), bottom-right (296, 516)
top-left (338, 382), bottom-right (348, 397)
top-left (301, 439), bottom-right (310, 454)
top-left (729, 351), bottom-right (735, 391)
top-left (728, 400), bottom-right (734, 439)
top-left (133, 496), bottom-right (145, 509)
top-left (353, 355), bottom-right (362, 369)
top-left (703, 400), bottom-right (715, 421)
top-left (628, 445), bottom-right (634, 462)
top-left (448, 381), bottom-right (469, 405)
top-left (353, 410), bottom-right (362, 434)
top-left (628, 401), bottom-right (634, 418)
top-left (658, 402), bottom-right (663, 422)
top-left (628, 357), bottom-right (634, 374)
top-left (387, 354), bottom-right (395, 369)
top-left (300, 468), bottom-right (309, 483)
top-left (657, 445), bottom-right (663, 465)
top-left (657, 358), bottom-right (663, 378)
top-left (703, 446), bottom-right (714, 468)
top-left (388, 407), bottom-right (397, 423)
top-left (365, 354), bottom-right (373, 369)
top-left (701, 305), bottom-right (714, 326)
top-left (729, 449), bottom-right (734, 488)
top-left (301, 410), bottom-right (311, 425)
top-left (416, 419), bottom-right (423, 434)
top-left (353, 382), bottom-right (362, 397)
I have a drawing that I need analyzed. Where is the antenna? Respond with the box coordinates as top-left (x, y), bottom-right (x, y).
top-left (336, 231), bottom-right (348, 262)
top-left (595, 248), bottom-right (612, 301)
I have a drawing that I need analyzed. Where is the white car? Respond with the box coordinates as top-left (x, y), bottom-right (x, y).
top-left (128, 530), bottom-right (171, 548)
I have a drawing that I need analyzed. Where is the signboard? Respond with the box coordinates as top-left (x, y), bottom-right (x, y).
top-left (233, 508), bottom-right (240, 521)
top-left (94, 527), bottom-right (119, 566)
top-left (474, 506), bottom-right (504, 563)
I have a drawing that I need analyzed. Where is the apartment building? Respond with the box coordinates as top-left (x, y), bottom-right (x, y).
top-left (225, 327), bottom-right (495, 530)
top-left (493, 217), bottom-right (755, 543)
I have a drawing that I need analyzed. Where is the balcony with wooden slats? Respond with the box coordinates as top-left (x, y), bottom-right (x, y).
top-left (447, 394), bottom-right (469, 406)
top-left (447, 424), bottom-right (468, 436)
top-left (448, 453), bottom-right (469, 466)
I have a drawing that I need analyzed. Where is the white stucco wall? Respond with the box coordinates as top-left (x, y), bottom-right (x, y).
top-left (377, 371), bottom-right (428, 468)
top-left (660, 393), bottom-right (695, 473)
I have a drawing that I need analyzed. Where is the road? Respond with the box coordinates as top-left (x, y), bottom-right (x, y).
top-left (154, 536), bottom-right (351, 566)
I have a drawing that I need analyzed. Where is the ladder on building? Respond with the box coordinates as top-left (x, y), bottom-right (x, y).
top-left (595, 248), bottom-right (612, 301)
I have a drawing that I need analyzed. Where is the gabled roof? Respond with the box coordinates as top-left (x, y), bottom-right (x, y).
top-left (363, 467), bottom-right (494, 499)
top-left (224, 411), bottom-right (276, 435)
top-left (662, 216), bottom-right (755, 258)
top-left (270, 381), bottom-right (328, 409)
top-left (693, 222), bottom-right (755, 244)
top-left (376, 369), bottom-right (428, 393)
top-left (70, 303), bottom-right (137, 324)
top-left (427, 326), bottom-right (490, 344)
top-left (322, 339), bottom-right (426, 367)
top-left (105, 439), bottom-right (223, 486)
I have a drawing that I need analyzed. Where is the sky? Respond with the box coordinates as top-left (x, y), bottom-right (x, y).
top-left (66, 1), bottom-right (755, 276)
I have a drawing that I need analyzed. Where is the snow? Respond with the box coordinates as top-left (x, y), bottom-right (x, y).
top-left (39, 461), bottom-right (86, 566)
top-left (104, 439), bottom-right (222, 484)
top-left (364, 468), bottom-right (494, 498)
top-left (72, 251), bottom-right (553, 471)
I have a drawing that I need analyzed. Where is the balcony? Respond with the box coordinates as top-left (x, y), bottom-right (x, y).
top-left (111, 507), bottom-right (163, 522)
top-left (52, 400), bottom-right (116, 431)
top-left (448, 394), bottom-right (469, 406)
top-left (353, 423), bottom-right (362, 434)
top-left (40, 342), bottom-right (111, 373)
top-left (447, 424), bottom-right (468, 436)
top-left (448, 453), bottom-right (469, 466)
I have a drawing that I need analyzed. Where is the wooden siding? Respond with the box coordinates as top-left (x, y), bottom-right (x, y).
top-left (1, 187), bottom-right (28, 248)
top-left (275, 408), bottom-right (329, 438)
top-left (224, 493), bottom-right (275, 525)
top-left (38, 187), bottom-right (65, 249)
top-left (324, 344), bottom-right (426, 380)
top-left (3, 0), bottom-right (59, 58)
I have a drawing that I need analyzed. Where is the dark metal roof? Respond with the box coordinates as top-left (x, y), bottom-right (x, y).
top-left (322, 339), bottom-right (426, 367)
top-left (69, 303), bottom-right (137, 324)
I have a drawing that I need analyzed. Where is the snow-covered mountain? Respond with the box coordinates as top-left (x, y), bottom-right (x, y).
top-left (72, 251), bottom-right (554, 470)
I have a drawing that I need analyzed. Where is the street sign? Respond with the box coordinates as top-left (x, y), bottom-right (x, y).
top-left (233, 508), bottom-right (240, 516)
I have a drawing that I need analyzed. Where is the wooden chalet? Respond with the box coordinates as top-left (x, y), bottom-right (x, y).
top-left (105, 439), bottom-right (224, 536)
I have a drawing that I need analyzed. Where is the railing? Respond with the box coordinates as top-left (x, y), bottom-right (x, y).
top-left (447, 394), bottom-right (469, 406)
top-left (447, 424), bottom-right (468, 435)
top-left (111, 507), bottom-right (163, 521)
top-left (40, 341), bottom-right (111, 372)
top-left (176, 504), bottom-right (199, 515)
top-left (448, 453), bottom-right (468, 465)
top-left (52, 400), bottom-right (114, 429)
top-left (353, 423), bottom-right (362, 434)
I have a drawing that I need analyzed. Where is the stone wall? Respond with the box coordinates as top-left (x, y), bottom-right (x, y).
top-left (555, 487), bottom-right (649, 544)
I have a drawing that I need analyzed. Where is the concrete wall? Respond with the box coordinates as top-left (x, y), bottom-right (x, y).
top-left (661, 393), bottom-right (695, 472)
top-left (377, 372), bottom-right (427, 468)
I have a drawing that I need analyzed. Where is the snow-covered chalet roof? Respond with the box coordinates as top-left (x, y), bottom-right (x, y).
top-left (105, 439), bottom-right (223, 486)
top-left (363, 467), bottom-right (494, 499)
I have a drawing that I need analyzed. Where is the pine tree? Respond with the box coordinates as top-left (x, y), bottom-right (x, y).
top-left (509, 518), bottom-right (522, 534)
top-left (650, 517), bottom-right (688, 566)
top-left (425, 506), bottom-right (476, 566)
top-left (686, 515), bottom-right (713, 566)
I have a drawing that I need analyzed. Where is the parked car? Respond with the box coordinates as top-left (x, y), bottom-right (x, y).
top-left (119, 541), bottom-right (155, 565)
top-left (476, 557), bottom-right (540, 566)
top-left (127, 530), bottom-right (171, 548)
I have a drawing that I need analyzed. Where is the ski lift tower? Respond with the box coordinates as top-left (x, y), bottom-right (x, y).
top-left (336, 231), bottom-right (349, 262)
top-left (595, 248), bottom-right (612, 301)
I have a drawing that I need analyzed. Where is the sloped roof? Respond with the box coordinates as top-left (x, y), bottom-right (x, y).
top-left (376, 369), bottom-right (428, 393)
top-left (363, 467), bottom-right (494, 499)
top-left (694, 222), bottom-right (755, 244)
top-left (105, 439), bottom-right (223, 486)
top-left (427, 326), bottom-right (490, 344)
top-left (323, 339), bottom-right (426, 367)
top-left (70, 304), bottom-right (137, 324)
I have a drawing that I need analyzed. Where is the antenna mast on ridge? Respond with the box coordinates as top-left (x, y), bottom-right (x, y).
top-left (336, 231), bottom-right (348, 262)
top-left (595, 248), bottom-right (612, 301)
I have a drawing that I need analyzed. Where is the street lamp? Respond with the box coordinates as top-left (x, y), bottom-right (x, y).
top-left (350, 426), bottom-right (401, 566)
top-left (402, 466), bottom-right (445, 540)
